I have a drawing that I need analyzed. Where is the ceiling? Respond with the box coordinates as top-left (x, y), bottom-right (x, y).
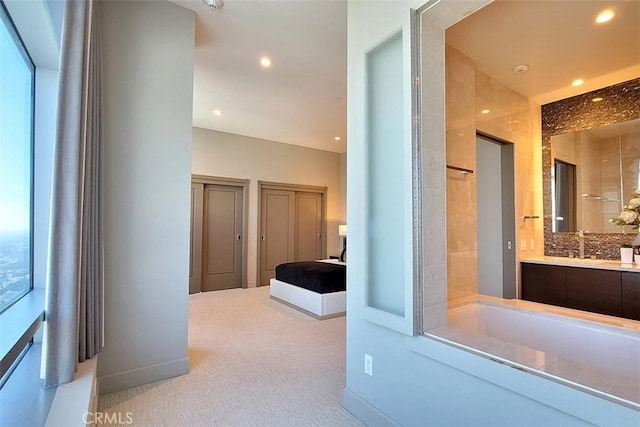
top-left (172, 0), bottom-right (347, 153)
top-left (173, 0), bottom-right (638, 154)
top-left (446, 0), bottom-right (640, 105)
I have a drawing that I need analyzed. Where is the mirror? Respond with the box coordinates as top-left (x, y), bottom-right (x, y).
top-left (551, 118), bottom-right (640, 233)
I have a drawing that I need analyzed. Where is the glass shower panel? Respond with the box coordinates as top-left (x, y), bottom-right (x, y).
top-left (365, 30), bottom-right (405, 316)
top-left (620, 127), bottom-right (640, 198)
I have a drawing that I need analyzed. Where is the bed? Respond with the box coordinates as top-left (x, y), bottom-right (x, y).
top-left (269, 259), bottom-right (346, 319)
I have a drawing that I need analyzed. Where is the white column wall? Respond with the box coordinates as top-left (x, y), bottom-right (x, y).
top-left (98, 0), bottom-right (195, 394)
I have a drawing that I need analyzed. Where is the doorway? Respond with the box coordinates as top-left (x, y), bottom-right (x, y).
top-left (476, 134), bottom-right (516, 299)
top-left (258, 181), bottom-right (327, 286)
top-left (190, 175), bottom-right (248, 293)
top-left (552, 159), bottom-right (577, 233)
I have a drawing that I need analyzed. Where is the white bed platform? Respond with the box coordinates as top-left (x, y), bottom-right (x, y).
top-left (270, 278), bottom-right (346, 320)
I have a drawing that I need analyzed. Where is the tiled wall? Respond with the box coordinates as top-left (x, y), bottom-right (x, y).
top-left (542, 78), bottom-right (640, 259)
top-left (445, 46), bottom-right (543, 300)
top-left (445, 47), bottom-right (478, 300)
top-left (420, 17), bottom-right (448, 331)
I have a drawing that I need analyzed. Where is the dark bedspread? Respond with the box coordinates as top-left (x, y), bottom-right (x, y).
top-left (274, 261), bottom-right (346, 294)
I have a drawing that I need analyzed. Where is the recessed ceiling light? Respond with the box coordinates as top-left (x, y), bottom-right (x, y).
top-left (512, 64), bottom-right (529, 74)
top-left (213, 110), bottom-right (223, 116)
top-left (592, 97), bottom-right (604, 102)
top-left (595, 9), bottom-right (615, 24)
top-left (571, 79), bottom-right (584, 87)
top-left (260, 57), bottom-right (272, 68)
top-left (481, 109), bottom-right (490, 114)
top-left (334, 136), bottom-right (341, 141)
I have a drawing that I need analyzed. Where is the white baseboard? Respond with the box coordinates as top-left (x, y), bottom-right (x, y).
top-left (342, 388), bottom-right (399, 427)
top-left (46, 357), bottom-right (98, 427)
top-left (98, 357), bottom-right (189, 395)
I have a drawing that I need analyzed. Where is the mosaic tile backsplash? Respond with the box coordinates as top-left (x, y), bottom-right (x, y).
top-left (542, 78), bottom-right (640, 260)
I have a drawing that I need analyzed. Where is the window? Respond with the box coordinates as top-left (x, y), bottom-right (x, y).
top-left (0, 2), bottom-right (34, 314)
top-left (0, 3), bottom-right (56, 420)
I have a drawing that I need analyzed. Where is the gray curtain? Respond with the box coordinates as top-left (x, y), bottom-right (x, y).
top-left (45, 0), bottom-right (103, 387)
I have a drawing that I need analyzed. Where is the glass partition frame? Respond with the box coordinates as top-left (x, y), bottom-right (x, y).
top-left (361, 13), bottom-right (421, 335)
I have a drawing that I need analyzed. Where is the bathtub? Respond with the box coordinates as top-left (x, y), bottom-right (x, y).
top-left (433, 299), bottom-right (640, 408)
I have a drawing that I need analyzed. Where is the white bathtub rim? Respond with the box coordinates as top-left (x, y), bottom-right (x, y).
top-left (448, 294), bottom-right (640, 336)
top-left (425, 295), bottom-right (640, 410)
top-left (423, 328), bottom-right (640, 411)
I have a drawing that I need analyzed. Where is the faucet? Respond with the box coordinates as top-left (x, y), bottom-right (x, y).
top-left (577, 231), bottom-right (585, 259)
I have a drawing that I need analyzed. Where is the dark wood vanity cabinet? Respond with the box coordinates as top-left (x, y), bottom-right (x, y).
top-left (565, 268), bottom-right (621, 317)
top-left (521, 263), bottom-right (566, 306)
top-left (622, 272), bottom-right (640, 320)
top-left (521, 262), bottom-right (639, 321)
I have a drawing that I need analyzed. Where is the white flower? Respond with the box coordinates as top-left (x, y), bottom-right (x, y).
top-left (619, 210), bottom-right (638, 224)
top-left (610, 193), bottom-right (640, 226)
top-left (629, 198), bottom-right (640, 208)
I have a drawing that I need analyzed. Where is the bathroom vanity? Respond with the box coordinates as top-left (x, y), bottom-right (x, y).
top-left (521, 257), bottom-right (640, 321)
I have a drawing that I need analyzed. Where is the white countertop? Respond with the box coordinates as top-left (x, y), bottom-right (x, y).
top-left (521, 256), bottom-right (640, 272)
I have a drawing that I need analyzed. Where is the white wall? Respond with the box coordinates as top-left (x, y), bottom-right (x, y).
top-left (192, 127), bottom-right (345, 287)
top-left (343, 1), bottom-right (638, 426)
top-left (98, 0), bottom-right (194, 394)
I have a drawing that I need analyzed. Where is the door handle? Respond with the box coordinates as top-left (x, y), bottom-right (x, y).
top-left (261, 235), bottom-right (265, 240)
top-left (237, 234), bottom-right (241, 240)
top-left (318, 234), bottom-right (322, 239)
top-left (507, 241), bottom-right (512, 250)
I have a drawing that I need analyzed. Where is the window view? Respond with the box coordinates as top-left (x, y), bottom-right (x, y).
top-left (0, 6), bottom-right (34, 313)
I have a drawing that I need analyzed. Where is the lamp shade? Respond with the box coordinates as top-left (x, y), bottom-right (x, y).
top-left (338, 224), bottom-right (347, 236)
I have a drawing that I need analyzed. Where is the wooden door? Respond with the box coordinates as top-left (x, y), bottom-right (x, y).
top-left (202, 184), bottom-right (243, 291)
top-left (189, 183), bottom-right (204, 294)
top-left (260, 189), bottom-right (295, 286)
top-left (295, 192), bottom-right (323, 261)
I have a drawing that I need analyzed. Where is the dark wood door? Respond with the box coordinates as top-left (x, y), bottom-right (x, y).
top-left (521, 263), bottom-right (566, 307)
top-left (566, 267), bottom-right (621, 317)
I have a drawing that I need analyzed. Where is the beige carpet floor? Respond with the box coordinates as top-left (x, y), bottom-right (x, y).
top-left (98, 287), bottom-right (363, 426)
